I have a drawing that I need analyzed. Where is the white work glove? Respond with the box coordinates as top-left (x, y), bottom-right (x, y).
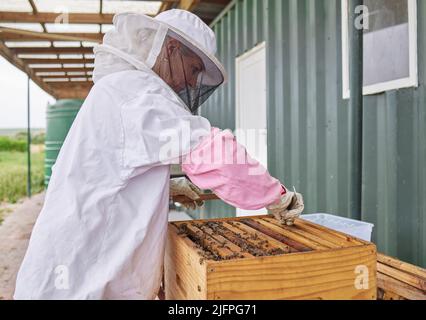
top-left (267, 186), bottom-right (304, 226)
top-left (170, 177), bottom-right (204, 210)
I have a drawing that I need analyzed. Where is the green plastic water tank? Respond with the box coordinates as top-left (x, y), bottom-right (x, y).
top-left (45, 99), bottom-right (83, 186)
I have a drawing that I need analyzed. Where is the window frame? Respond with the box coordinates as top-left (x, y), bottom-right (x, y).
top-left (341, 0), bottom-right (418, 99)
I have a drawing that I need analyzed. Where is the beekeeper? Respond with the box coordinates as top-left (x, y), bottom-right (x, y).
top-left (14, 9), bottom-right (304, 300)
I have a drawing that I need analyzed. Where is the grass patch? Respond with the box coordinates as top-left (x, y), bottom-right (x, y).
top-left (0, 131), bottom-right (45, 152)
top-left (0, 136), bottom-right (27, 152)
top-left (0, 151), bottom-right (45, 203)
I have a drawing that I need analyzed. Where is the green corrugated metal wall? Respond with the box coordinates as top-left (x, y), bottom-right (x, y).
top-left (195, 0), bottom-right (426, 267)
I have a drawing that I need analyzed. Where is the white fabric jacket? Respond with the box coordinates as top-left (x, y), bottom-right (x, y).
top-left (14, 69), bottom-right (210, 299)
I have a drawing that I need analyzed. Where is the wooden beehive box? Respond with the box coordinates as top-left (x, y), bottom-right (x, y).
top-left (377, 253), bottom-right (426, 300)
top-left (164, 215), bottom-right (377, 300)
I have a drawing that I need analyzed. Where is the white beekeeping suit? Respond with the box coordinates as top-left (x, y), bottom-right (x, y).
top-left (14, 10), bottom-right (226, 299)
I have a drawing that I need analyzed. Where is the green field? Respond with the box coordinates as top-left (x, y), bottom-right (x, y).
top-left (0, 151), bottom-right (45, 204)
top-left (0, 130), bottom-right (46, 224)
top-left (0, 128), bottom-right (44, 137)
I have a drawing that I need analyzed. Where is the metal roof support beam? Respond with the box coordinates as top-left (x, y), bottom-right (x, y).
top-left (26, 75), bottom-right (32, 198)
top-left (27, 0), bottom-right (48, 33)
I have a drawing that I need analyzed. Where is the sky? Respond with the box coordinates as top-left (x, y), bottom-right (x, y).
top-left (0, 56), bottom-right (55, 129)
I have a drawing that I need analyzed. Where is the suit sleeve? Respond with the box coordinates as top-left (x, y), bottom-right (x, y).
top-left (182, 127), bottom-right (283, 210)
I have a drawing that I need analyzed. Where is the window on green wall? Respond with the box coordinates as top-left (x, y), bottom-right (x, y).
top-left (342, 0), bottom-right (418, 98)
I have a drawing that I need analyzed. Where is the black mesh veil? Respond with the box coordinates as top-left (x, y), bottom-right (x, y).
top-left (162, 29), bottom-right (225, 114)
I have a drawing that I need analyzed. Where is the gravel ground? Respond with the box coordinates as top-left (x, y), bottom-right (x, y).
top-left (0, 192), bottom-right (44, 300)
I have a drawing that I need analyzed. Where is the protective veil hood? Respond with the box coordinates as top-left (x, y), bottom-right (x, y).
top-left (93, 10), bottom-right (227, 113)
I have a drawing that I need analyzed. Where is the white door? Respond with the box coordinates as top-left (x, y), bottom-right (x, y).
top-left (235, 42), bottom-right (268, 217)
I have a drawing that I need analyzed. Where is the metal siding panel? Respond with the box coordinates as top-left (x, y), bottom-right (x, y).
top-left (200, 0), bottom-right (426, 267)
top-left (315, 1), bottom-right (328, 212)
top-left (252, 0), bottom-right (258, 45)
top-left (305, 0), bottom-right (319, 213)
top-left (228, 8), bottom-right (236, 130)
top-left (289, 0), bottom-right (300, 189)
top-left (363, 93), bottom-right (398, 255)
top-left (242, 0), bottom-right (248, 50)
top-left (396, 91), bottom-right (415, 262)
top-left (222, 14), bottom-right (230, 129)
top-left (255, 0), bottom-right (264, 45)
top-left (219, 22), bottom-right (225, 128)
top-left (324, 0), bottom-right (340, 214)
top-left (335, 0), bottom-right (351, 219)
top-left (361, 1), bottom-right (426, 266)
top-left (281, 0), bottom-right (293, 196)
top-left (236, 0), bottom-right (243, 53)
top-left (418, 0), bottom-right (426, 267)
top-left (295, 0), bottom-right (310, 213)
top-left (267, 0), bottom-right (285, 181)
top-left (361, 0), bottom-right (426, 267)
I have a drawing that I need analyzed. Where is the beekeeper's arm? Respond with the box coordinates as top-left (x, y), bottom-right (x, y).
top-left (181, 127), bottom-right (304, 224)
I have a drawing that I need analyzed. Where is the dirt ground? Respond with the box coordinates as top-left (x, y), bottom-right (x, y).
top-left (0, 192), bottom-right (44, 300)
